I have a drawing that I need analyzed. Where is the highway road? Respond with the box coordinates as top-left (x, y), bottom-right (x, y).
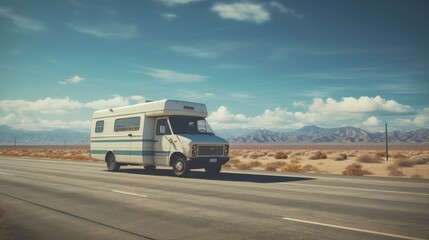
top-left (1, 156), bottom-right (428, 240)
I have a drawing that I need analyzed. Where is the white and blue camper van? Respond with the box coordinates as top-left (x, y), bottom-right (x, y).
top-left (90, 99), bottom-right (229, 176)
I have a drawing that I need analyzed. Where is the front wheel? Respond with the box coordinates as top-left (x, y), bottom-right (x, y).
top-left (106, 153), bottom-right (120, 172)
top-left (172, 155), bottom-right (189, 177)
top-left (205, 164), bottom-right (221, 176)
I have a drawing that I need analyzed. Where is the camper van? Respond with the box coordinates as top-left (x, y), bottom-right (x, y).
top-left (90, 99), bottom-right (230, 177)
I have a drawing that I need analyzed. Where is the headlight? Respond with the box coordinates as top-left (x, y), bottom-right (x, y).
top-left (192, 145), bottom-right (198, 157)
top-left (224, 145), bottom-right (229, 156)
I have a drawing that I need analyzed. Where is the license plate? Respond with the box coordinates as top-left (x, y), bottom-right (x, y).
top-left (209, 158), bottom-right (217, 163)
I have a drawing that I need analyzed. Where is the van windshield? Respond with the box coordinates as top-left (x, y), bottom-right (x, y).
top-left (169, 116), bottom-right (214, 135)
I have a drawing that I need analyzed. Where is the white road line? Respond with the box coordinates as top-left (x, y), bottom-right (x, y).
top-left (0, 171), bottom-right (14, 176)
top-left (283, 183), bottom-right (429, 196)
top-left (281, 217), bottom-right (425, 240)
top-left (111, 190), bottom-right (147, 198)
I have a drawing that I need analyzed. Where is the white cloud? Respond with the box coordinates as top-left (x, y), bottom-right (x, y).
top-left (158, 0), bottom-right (201, 6)
top-left (176, 90), bottom-right (215, 100)
top-left (0, 5), bottom-right (46, 31)
top-left (0, 95), bottom-right (146, 130)
top-left (84, 95), bottom-right (132, 110)
top-left (59, 75), bottom-right (85, 85)
top-left (211, 2), bottom-right (270, 24)
top-left (143, 67), bottom-right (208, 82)
top-left (269, 1), bottom-right (303, 19)
top-left (69, 21), bottom-right (137, 39)
top-left (308, 96), bottom-right (414, 116)
top-left (207, 96), bottom-right (420, 130)
top-left (162, 13), bottom-right (178, 21)
top-left (394, 108), bottom-right (429, 127)
top-left (363, 116), bottom-right (381, 127)
top-left (169, 45), bottom-right (217, 59)
top-left (0, 97), bottom-right (82, 115)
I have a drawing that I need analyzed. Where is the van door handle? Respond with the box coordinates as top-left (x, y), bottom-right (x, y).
top-left (128, 133), bottom-right (132, 137)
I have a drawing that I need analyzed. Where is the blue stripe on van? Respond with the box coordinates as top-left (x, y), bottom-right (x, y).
top-left (90, 150), bottom-right (169, 156)
top-left (90, 139), bottom-right (155, 143)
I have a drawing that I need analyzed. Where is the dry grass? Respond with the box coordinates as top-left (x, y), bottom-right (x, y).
top-left (395, 158), bottom-right (416, 167)
top-left (302, 164), bottom-right (320, 173)
top-left (356, 154), bottom-right (383, 163)
top-left (235, 163), bottom-right (253, 170)
top-left (386, 164), bottom-right (405, 177)
top-left (342, 163), bottom-right (372, 176)
top-left (409, 154), bottom-right (429, 165)
top-left (249, 161), bottom-right (262, 168)
top-left (410, 173), bottom-right (423, 179)
top-left (0, 147), bottom-right (92, 161)
top-left (264, 166), bottom-right (277, 171)
top-left (281, 163), bottom-right (302, 173)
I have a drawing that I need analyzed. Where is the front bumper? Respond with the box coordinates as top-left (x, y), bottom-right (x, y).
top-left (186, 156), bottom-right (230, 169)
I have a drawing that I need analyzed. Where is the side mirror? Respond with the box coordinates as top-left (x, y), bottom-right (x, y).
top-left (160, 125), bottom-right (166, 135)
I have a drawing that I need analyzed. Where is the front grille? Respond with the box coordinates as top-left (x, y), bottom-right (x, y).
top-left (198, 146), bottom-right (224, 156)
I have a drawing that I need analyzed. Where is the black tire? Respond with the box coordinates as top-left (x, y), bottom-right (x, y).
top-left (172, 155), bottom-right (189, 177)
top-left (205, 164), bottom-right (221, 176)
top-left (144, 165), bottom-right (156, 172)
top-left (106, 153), bottom-right (120, 172)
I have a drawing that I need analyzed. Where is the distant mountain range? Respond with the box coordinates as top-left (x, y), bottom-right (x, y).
top-left (0, 125), bottom-right (89, 145)
top-left (0, 125), bottom-right (428, 145)
top-left (229, 126), bottom-right (429, 143)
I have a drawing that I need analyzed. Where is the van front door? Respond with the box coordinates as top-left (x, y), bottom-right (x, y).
top-left (154, 118), bottom-right (172, 166)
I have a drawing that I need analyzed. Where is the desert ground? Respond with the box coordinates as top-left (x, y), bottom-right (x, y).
top-left (0, 145), bottom-right (428, 179)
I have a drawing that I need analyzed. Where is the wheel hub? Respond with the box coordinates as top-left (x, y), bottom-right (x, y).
top-left (175, 161), bottom-right (184, 172)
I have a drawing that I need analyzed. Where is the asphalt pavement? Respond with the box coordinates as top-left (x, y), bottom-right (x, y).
top-left (1, 156), bottom-right (428, 240)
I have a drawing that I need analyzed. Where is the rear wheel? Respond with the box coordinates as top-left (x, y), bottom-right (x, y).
top-left (106, 153), bottom-right (120, 172)
top-left (172, 155), bottom-right (189, 177)
top-left (205, 164), bottom-right (221, 176)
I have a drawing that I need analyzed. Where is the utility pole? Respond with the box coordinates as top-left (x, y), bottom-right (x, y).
top-left (64, 139), bottom-right (67, 150)
top-left (385, 123), bottom-right (388, 161)
top-left (14, 136), bottom-right (16, 149)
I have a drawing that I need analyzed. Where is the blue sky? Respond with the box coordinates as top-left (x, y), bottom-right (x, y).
top-left (0, 0), bottom-right (428, 132)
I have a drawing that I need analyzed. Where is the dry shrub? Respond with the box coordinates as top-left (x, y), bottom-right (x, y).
top-left (342, 163), bottom-right (372, 176)
top-left (235, 163), bottom-right (253, 170)
top-left (334, 153), bottom-right (348, 161)
top-left (386, 164), bottom-right (405, 177)
top-left (248, 152), bottom-right (260, 159)
top-left (274, 151), bottom-right (288, 159)
top-left (249, 161), bottom-right (262, 168)
top-left (308, 151), bottom-right (327, 160)
top-left (302, 164), bottom-right (319, 173)
top-left (264, 166), bottom-right (277, 171)
top-left (281, 163), bottom-right (302, 173)
top-left (395, 158), bottom-right (415, 167)
top-left (375, 152), bottom-right (386, 158)
top-left (409, 154), bottom-right (429, 165)
top-left (223, 163), bottom-right (232, 168)
top-left (290, 158), bottom-right (301, 164)
top-left (229, 150), bottom-right (242, 157)
top-left (392, 152), bottom-right (408, 160)
top-left (356, 154), bottom-right (383, 163)
top-left (410, 173), bottom-right (423, 179)
top-left (229, 159), bottom-right (241, 164)
top-left (266, 161), bottom-right (287, 168)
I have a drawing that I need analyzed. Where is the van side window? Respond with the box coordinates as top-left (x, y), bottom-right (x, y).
top-left (95, 120), bottom-right (104, 133)
top-left (114, 117), bottom-right (140, 132)
top-left (156, 119), bottom-right (171, 135)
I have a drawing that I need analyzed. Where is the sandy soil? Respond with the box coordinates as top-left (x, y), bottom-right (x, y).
top-left (226, 146), bottom-right (429, 179)
top-left (1, 145), bottom-right (428, 179)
